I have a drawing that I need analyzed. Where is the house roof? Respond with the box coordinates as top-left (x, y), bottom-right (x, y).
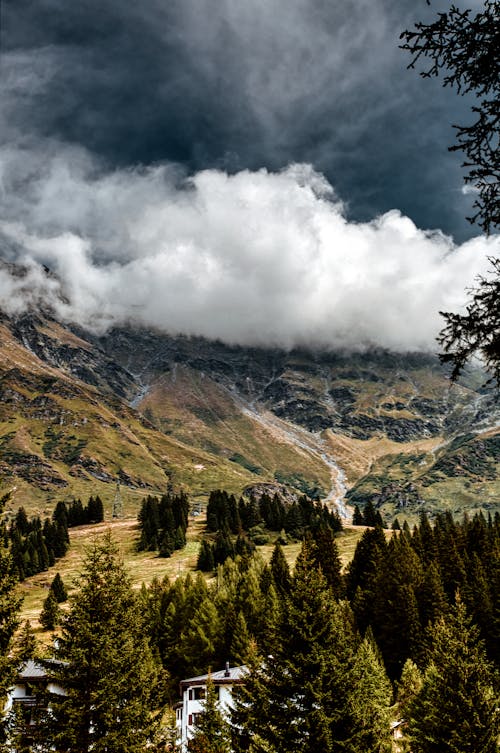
top-left (18, 660), bottom-right (48, 681)
top-left (180, 665), bottom-right (248, 689)
top-left (17, 658), bottom-right (66, 682)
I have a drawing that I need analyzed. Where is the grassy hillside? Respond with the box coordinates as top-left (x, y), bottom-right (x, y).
top-left (17, 515), bottom-right (368, 637)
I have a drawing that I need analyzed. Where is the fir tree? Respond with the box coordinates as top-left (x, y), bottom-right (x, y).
top-left (312, 526), bottom-right (343, 598)
top-left (0, 548), bottom-right (22, 742)
top-left (353, 505), bottom-right (364, 526)
top-left (396, 659), bottom-right (423, 718)
top-left (197, 539), bottom-right (215, 572)
top-left (15, 619), bottom-right (37, 662)
top-left (45, 532), bottom-right (162, 753)
top-left (232, 539), bottom-right (392, 753)
top-left (50, 572), bottom-right (68, 603)
top-left (40, 590), bottom-right (60, 631)
top-left (269, 542), bottom-right (290, 595)
top-left (408, 597), bottom-right (500, 753)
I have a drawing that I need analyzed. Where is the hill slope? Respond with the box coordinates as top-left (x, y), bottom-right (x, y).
top-left (0, 308), bottom-right (498, 525)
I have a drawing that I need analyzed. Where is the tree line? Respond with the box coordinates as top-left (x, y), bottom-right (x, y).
top-left (1, 522), bottom-right (498, 753)
top-left (0, 496), bottom-right (105, 582)
top-left (137, 491), bottom-right (189, 556)
top-left (197, 489), bottom-right (342, 571)
top-left (1, 494), bottom-right (499, 752)
top-left (347, 510), bottom-right (500, 678)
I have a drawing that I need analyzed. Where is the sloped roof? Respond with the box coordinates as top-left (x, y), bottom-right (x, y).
top-left (17, 658), bottom-right (66, 681)
top-left (18, 660), bottom-right (48, 681)
top-left (180, 665), bottom-right (248, 688)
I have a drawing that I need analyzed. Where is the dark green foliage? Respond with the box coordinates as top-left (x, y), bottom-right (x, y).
top-left (208, 489), bottom-right (341, 544)
top-left (0, 548), bottom-right (22, 741)
top-left (137, 492), bottom-right (189, 555)
top-left (46, 532), bottom-right (162, 753)
top-left (14, 619), bottom-right (37, 663)
top-left (55, 496), bottom-right (106, 528)
top-left (408, 598), bottom-right (500, 753)
top-left (353, 505), bottom-right (364, 525)
top-left (207, 490), bottom-right (241, 534)
top-left (8, 508), bottom-right (68, 581)
top-left (269, 542), bottom-right (291, 595)
top-left (40, 591), bottom-right (60, 631)
top-left (401, 2), bottom-right (499, 236)
top-left (347, 511), bottom-right (500, 679)
top-left (402, 3), bottom-right (499, 379)
top-left (50, 572), bottom-right (68, 603)
top-left (197, 539), bottom-right (215, 572)
top-left (311, 526), bottom-right (343, 598)
top-left (231, 539), bottom-right (392, 753)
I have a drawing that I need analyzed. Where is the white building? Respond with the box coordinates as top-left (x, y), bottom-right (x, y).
top-left (175, 663), bottom-right (246, 751)
top-left (4, 659), bottom-right (65, 737)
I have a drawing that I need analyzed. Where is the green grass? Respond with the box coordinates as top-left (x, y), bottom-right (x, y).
top-left (18, 512), bottom-right (370, 641)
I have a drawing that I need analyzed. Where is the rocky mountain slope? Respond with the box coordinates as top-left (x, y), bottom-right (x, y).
top-left (0, 304), bottom-right (498, 525)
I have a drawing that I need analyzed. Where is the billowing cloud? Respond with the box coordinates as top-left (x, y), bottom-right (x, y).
top-left (2, 0), bottom-right (478, 239)
top-left (0, 146), bottom-right (497, 352)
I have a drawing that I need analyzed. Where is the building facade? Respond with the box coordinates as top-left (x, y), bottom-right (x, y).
top-left (4, 659), bottom-right (65, 744)
top-left (176, 664), bottom-right (246, 751)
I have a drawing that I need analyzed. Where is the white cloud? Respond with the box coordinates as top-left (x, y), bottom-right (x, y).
top-left (0, 145), bottom-right (497, 351)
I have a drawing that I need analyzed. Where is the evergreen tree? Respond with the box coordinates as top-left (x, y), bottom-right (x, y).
top-left (15, 619), bottom-right (37, 662)
top-left (347, 636), bottom-right (392, 752)
top-left (50, 572), bottom-right (68, 603)
top-left (232, 539), bottom-right (391, 753)
top-left (40, 590), bottom-right (60, 631)
top-left (197, 539), bottom-right (215, 572)
top-left (188, 674), bottom-right (232, 753)
top-left (396, 659), bottom-right (423, 718)
top-left (312, 526), bottom-right (343, 598)
top-left (45, 532), bottom-right (162, 753)
top-left (229, 611), bottom-right (250, 665)
top-left (408, 597), bottom-right (500, 753)
top-left (0, 548), bottom-right (22, 742)
top-left (353, 505), bottom-right (364, 526)
top-left (269, 542), bottom-right (290, 595)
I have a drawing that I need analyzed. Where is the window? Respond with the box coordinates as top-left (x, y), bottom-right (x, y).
top-left (188, 686), bottom-right (206, 701)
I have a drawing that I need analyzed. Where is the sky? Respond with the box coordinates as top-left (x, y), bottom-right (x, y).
top-left (0, 0), bottom-right (498, 352)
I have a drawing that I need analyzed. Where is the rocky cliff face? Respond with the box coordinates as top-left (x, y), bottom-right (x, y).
top-left (0, 309), bottom-right (498, 523)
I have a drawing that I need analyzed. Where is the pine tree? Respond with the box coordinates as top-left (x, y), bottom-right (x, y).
top-left (396, 659), bottom-right (423, 718)
top-left (408, 597), bottom-right (500, 753)
top-left (269, 542), bottom-right (290, 595)
top-left (232, 539), bottom-right (392, 753)
top-left (0, 548), bottom-right (22, 742)
top-left (45, 531), bottom-right (162, 753)
top-left (40, 590), bottom-right (60, 631)
top-left (353, 505), bottom-right (364, 526)
top-left (312, 526), bottom-right (343, 598)
top-left (15, 619), bottom-right (37, 662)
top-left (188, 673), bottom-right (232, 753)
top-left (50, 572), bottom-right (68, 603)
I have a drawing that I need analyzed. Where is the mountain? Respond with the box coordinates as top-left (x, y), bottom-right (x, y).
top-left (0, 304), bottom-right (499, 525)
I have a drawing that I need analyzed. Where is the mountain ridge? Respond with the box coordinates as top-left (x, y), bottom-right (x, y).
top-left (0, 305), bottom-right (498, 524)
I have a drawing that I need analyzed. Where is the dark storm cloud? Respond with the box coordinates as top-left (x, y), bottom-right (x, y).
top-left (2, 0), bottom-right (478, 240)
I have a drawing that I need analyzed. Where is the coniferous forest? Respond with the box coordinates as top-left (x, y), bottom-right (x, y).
top-left (1, 489), bottom-right (499, 752)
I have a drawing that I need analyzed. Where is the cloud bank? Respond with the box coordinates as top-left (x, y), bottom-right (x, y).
top-left (2, 0), bottom-right (477, 239)
top-left (0, 146), bottom-right (497, 352)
